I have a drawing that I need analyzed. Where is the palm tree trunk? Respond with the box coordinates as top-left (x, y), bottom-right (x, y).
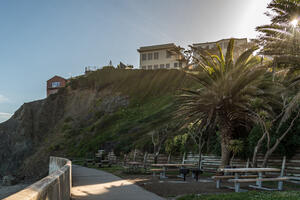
top-left (220, 135), bottom-right (231, 167)
top-left (219, 118), bottom-right (232, 167)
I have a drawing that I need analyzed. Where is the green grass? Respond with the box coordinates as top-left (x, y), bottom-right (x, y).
top-left (69, 68), bottom-right (196, 101)
top-left (263, 181), bottom-right (300, 190)
top-left (56, 69), bottom-right (198, 157)
top-left (177, 191), bottom-right (300, 200)
top-left (63, 94), bottom-right (181, 157)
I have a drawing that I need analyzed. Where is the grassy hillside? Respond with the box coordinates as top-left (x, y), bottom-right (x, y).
top-left (25, 69), bottom-right (194, 163)
top-left (56, 68), bottom-right (196, 157)
top-left (69, 68), bottom-right (195, 101)
top-left (0, 68), bottom-right (197, 179)
top-left (0, 68), bottom-right (198, 179)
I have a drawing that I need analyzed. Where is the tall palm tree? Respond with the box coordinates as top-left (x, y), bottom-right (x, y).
top-left (255, 0), bottom-right (300, 72)
top-left (177, 39), bottom-right (277, 166)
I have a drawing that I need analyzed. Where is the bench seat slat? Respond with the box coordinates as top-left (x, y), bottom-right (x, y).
top-left (228, 177), bottom-right (289, 183)
top-left (213, 175), bottom-right (258, 179)
top-left (150, 169), bottom-right (164, 172)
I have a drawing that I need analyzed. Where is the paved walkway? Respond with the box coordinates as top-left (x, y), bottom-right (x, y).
top-left (71, 165), bottom-right (165, 200)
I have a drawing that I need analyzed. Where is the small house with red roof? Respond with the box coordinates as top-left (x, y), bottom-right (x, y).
top-left (46, 76), bottom-right (67, 97)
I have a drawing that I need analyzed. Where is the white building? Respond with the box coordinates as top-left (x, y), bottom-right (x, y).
top-left (137, 43), bottom-right (186, 70)
top-left (192, 38), bottom-right (250, 61)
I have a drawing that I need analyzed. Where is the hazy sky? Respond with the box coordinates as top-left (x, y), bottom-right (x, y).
top-left (0, 0), bottom-right (271, 122)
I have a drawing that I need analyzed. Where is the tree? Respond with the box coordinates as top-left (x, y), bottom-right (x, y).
top-left (165, 134), bottom-right (188, 163)
top-left (168, 46), bottom-right (193, 69)
top-left (251, 102), bottom-right (300, 167)
top-left (251, 0), bottom-right (300, 167)
top-left (150, 124), bottom-right (175, 164)
top-left (186, 121), bottom-right (214, 169)
top-left (177, 39), bottom-right (276, 167)
top-left (228, 140), bottom-right (244, 165)
top-left (255, 0), bottom-right (300, 75)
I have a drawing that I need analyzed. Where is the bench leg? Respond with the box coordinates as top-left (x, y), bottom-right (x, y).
top-left (216, 179), bottom-right (220, 189)
top-left (235, 182), bottom-right (240, 192)
top-left (160, 172), bottom-right (164, 179)
top-left (278, 181), bottom-right (283, 190)
top-left (257, 172), bottom-right (262, 188)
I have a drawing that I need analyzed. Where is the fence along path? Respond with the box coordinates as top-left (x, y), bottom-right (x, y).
top-left (125, 149), bottom-right (300, 177)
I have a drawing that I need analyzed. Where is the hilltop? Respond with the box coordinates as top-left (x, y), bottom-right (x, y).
top-left (0, 69), bottom-right (195, 180)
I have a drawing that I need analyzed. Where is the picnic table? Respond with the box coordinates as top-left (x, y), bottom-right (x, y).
top-left (217, 167), bottom-right (288, 192)
top-left (151, 163), bottom-right (195, 179)
top-left (124, 161), bottom-right (144, 172)
top-left (127, 162), bottom-right (143, 167)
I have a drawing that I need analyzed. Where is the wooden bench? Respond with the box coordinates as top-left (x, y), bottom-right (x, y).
top-left (212, 175), bottom-right (258, 189)
top-left (228, 177), bottom-right (289, 192)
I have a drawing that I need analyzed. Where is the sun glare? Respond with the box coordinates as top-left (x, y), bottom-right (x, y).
top-left (290, 19), bottom-right (298, 27)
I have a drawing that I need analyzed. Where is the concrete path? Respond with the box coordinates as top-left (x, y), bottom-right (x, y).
top-left (71, 165), bottom-right (165, 200)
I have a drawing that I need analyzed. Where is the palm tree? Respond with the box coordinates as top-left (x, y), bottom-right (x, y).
top-left (177, 39), bottom-right (277, 166)
top-left (255, 0), bottom-right (300, 73)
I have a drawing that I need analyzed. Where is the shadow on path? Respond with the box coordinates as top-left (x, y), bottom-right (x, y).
top-left (71, 165), bottom-right (165, 200)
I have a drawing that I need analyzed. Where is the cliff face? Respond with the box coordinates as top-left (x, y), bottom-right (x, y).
top-left (0, 94), bottom-right (66, 179)
top-left (0, 69), bottom-right (194, 180)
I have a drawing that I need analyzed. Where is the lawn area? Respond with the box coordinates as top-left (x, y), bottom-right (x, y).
top-left (177, 191), bottom-right (300, 200)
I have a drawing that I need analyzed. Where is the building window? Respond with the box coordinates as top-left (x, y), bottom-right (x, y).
top-left (166, 50), bottom-right (171, 58)
top-left (154, 52), bottom-right (159, 60)
top-left (154, 65), bottom-right (158, 69)
top-left (160, 64), bottom-right (165, 69)
top-left (141, 66), bottom-right (146, 69)
top-left (174, 63), bottom-right (178, 68)
top-left (166, 63), bottom-right (170, 69)
top-left (51, 82), bottom-right (61, 88)
top-left (148, 65), bottom-right (152, 70)
top-left (179, 62), bottom-right (182, 68)
top-left (142, 54), bottom-right (147, 61)
top-left (148, 53), bottom-right (153, 60)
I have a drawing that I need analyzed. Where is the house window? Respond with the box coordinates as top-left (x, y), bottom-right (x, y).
top-left (174, 63), bottom-right (178, 68)
top-left (154, 52), bottom-right (159, 60)
top-left (141, 66), bottom-right (146, 69)
top-left (148, 65), bottom-right (152, 70)
top-left (142, 54), bottom-right (147, 61)
top-left (160, 64), bottom-right (165, 69)
top-left (166, 51), bottom-right (171, 58)
top-left (51, 82), bottom-right (61, 88)
top-left (166, 63), bottom-right (170, 69)
top-left (148, 53), bottom-right (153, 60)
top-left (154, 65), bottom-right (158, 69)
top-left (179, 62), bottom-right (182, 68)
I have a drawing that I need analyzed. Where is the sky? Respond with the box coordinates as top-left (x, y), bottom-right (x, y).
top-left (0, 0), bottom-right (271, 122)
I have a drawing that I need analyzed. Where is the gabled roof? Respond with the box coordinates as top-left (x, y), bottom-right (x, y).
top-left (137, 43), bottom-right (177, 52)
top-left (47, 75), bottom-right (66, 82)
